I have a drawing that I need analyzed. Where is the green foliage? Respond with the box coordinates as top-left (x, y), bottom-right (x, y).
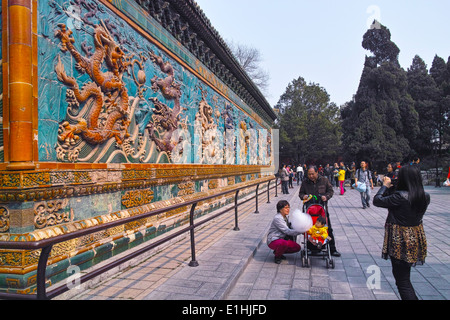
top-left (406, 55), bottom-right (439, 156)
top-left (428, 55), bottom-right (450, 166)
top-left (276, 77), bottom-right (341, 164)
top-left (362, 23), bottom-right (400, 65)
top-left (342, 22), bottom-right (420, 169)
top-left (277, 21), bottom-right (450, 170)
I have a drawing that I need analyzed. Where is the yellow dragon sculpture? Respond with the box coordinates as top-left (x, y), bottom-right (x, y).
top-left (54, 22), bottom-right (131, 146)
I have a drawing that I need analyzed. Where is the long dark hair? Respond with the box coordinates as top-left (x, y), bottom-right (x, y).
top-left (396, 165), bottom-right (427, 214)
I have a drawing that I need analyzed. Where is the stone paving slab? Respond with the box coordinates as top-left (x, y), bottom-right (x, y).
top-left (144, 188), bottom-right (296, 300)
top-left (67, 183), bottom-right (450, 301)
top-left (67, 183), bottom-right (287, 300)
top-left (226, 185), bottom-right (450, 300)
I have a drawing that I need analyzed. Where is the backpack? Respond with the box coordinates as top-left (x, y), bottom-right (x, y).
top-left (357, 169), bottom-right (372, 181)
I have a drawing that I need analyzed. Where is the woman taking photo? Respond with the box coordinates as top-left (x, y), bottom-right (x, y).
top-left (373, 165), bottom-right (430, 300)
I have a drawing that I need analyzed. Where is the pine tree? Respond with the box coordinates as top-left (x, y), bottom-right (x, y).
top-left (406, 55), bottom-right (438, 156)
top-left (341, 21), bottom-right (419, 169)
top-left (429, 55), bottom-right (450, 166)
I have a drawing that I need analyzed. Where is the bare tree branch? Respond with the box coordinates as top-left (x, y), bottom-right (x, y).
top-left (227, 40), bottom-right (270, 95)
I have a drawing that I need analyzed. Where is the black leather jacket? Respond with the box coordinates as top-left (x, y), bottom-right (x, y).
top-left (299, 175), bottom-right (334, 201)
top-left (373, 186), bottom-right (430, 227)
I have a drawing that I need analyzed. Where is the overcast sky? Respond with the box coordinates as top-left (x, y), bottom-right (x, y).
top-left (194, 0), bottom-right (450, 107)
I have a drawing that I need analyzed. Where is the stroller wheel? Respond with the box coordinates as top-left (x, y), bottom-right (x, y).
top-left (302, 256), bottom-right (311, 268)
top-left (326, 258), bottom-right (335, 269)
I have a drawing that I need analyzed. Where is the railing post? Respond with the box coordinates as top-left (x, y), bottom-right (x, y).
top-left (233, 190), bottom-right (240, 231)
top-left (275, 178), bottom-right (278, 197)
top-left (0, 180), bottom-right (278, 300)
top-left (267, 181), bottom-right (271, 203)
top-left (188, 203), bottom-right (199, 267)
top-left (36, 245), bottom-right (53, 300)
top-left (254, 184), bottom-right (259, 213)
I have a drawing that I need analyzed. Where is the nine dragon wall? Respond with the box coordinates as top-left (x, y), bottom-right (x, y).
top-left (0, 0), bottom-right (274, 294)
top-left (37, 0), bottom-right (272, 165)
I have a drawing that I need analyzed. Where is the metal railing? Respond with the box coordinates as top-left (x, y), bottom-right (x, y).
top-left (0, 177), bottom-right (278, 300)
top-left (422, 169), bottom-right (444, 186)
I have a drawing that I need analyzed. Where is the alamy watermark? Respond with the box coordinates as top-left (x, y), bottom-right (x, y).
top-left (366, 265), bottom-right (381, 290)
top-left (66, 265), bottom-right (81, 290)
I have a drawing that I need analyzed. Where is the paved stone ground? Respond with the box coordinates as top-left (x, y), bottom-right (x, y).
top-left (67, 183), bottom-right (450, 301)
top-left (227, 185), bottom-right (450, 300)
top-left (67, 184), bottom-right (284, 300)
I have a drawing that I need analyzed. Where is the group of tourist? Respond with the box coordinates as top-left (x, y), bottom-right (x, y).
top-left (269, 160), bottom-right (430, 300)
top-left (278, 164), bottom-right (307, 194)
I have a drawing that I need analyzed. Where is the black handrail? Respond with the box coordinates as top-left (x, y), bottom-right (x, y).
top-left (0, 177), bottom-right (278, 300)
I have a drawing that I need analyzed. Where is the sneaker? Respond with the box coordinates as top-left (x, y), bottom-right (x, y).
top-left (274, 257), bottom-right (282, 264)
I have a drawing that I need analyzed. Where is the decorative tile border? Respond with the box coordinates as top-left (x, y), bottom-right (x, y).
top-left (0, 175), bottom-right (273, 273)
top-left (0, 165), bottom-right (273, 202)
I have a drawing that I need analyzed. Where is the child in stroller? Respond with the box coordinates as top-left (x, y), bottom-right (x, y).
top-left (301, 201), bottom-right (335, 269)
top-left (307, 215), bottom-right (331, 249)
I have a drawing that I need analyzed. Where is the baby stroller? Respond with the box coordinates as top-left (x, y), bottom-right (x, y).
top-left (300, 198), bottom-right (335, 269)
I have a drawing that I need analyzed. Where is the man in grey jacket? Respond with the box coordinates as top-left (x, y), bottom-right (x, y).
top-left (267, 200), bottom-right (303, 263)
top-left (355, 161), bottom-right (374, 209)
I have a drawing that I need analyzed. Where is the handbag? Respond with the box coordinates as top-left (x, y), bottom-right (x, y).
top-left (352, 182), bottom-right (366, 193)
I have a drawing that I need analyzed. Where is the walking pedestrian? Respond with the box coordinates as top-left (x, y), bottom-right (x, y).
top-left (288, 165), bottom-right (294, 189)
top-left (373, 165), bottom-right (429, 300)
top-left (386, 162), bottom-right (398, 192)
top-left (267, 200), bottom-right (302, 264)
top-left (324, 164), bottom-right (332, 185)
top-left (296, 164), bottom-right (304, 185)
top-left (279, 164), bottom-right (289, 194)
top-left (444, 166), bottom-right (450, 186)
top-left (354, 161), bottom-right (374, 209)
top-left (348, 162), bottom-right (356, 189)
top-left (411, 157), bottom-right (421, 171)
top-left (338, 166), bottom-right (346, 195)
top-left (332, 163), bottom-right (339, 187)
top-left (318, 164), bottom-right (324, 176)
top-left (339, 162), bottom-right (347, 192)
top-left (395, 161), bottom-right (402, 174)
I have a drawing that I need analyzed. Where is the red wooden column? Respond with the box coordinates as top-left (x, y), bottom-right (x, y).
top-left (5, 0), bottom-right (36, 170)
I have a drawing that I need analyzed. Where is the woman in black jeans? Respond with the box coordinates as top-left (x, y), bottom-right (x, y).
top-left (373, 165), bottom-right (430, 300)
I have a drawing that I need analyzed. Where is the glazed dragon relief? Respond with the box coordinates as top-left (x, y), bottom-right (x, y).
top-left (54, 22), bottom-right (132, 153)
top-left (145, 51), bottom-right (185, 158)
top-left (195, 88), bottom-right (223, 164)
